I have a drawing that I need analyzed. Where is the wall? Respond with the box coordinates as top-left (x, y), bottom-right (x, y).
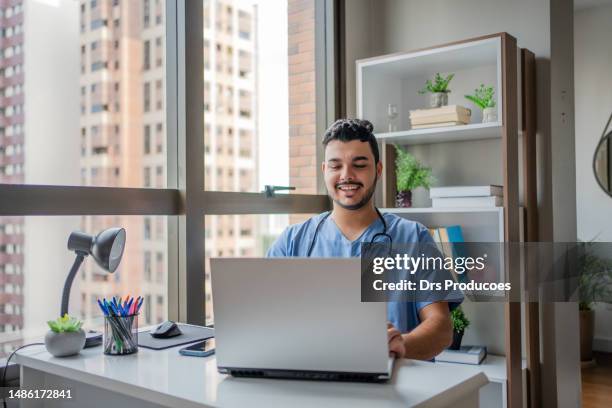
top-left (574, 4), bottom-right (612, 352)
top-left (344, 0), bottom-right (580, 406)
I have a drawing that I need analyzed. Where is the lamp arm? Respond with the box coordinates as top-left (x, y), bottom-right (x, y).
top-left (60, 253), bottom-right (86, 317)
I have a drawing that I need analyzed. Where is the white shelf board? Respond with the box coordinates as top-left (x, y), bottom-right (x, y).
top-left (357, 37), bottom-right (500, 79)
top-left (381, 206), bottom-right (503, 214)
top-left (375, 122), bottom-right (502, 145)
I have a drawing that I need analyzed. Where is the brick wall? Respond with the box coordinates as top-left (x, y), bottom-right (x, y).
top-left (288, 0), bottom-right (317, 195)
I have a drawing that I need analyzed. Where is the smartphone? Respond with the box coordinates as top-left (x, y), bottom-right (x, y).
top-left (179, 338), bottom-right (215, 357)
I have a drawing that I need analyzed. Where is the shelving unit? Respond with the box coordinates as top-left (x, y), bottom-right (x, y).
top-left (374, 122), bottom-right (502, 145)
top-left (357, 33), bottom-right (538, 408)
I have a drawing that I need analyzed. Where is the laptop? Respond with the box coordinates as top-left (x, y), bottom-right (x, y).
top-left (210, 258), bottom-right (394, 382)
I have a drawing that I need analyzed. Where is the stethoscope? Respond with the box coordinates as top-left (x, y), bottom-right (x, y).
top-left (306, 207), bottom-right (393, 256)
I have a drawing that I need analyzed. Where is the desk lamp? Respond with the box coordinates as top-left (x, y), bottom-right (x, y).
top-left (62, 227), bottom-right (126, 348)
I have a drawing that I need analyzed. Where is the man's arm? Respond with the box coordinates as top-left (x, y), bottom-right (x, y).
top-left (388, 302), bottom-right (453, 360)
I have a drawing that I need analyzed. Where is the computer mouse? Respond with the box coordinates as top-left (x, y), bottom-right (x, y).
top-left (150, 320), bottom-right (183, 338)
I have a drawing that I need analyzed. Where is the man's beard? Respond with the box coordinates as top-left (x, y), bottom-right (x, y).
top-left (331, 175), bottom-right (377, 211)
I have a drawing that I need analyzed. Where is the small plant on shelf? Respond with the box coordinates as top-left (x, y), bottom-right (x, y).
top-left (464, 84), bottom-right (497, 123)
top-left (394, 145), bottom-right (434, 208)
top-left (418, 73), bottom-right (455, 108)
top-left (449, 306), bottom-right (470, 350)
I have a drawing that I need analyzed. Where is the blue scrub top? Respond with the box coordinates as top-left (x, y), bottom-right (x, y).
top-left (266, 211), bottom-right (462, 333)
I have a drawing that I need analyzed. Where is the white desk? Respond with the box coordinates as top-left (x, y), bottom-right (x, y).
top-left (15, 345), bottom-right (488, 408)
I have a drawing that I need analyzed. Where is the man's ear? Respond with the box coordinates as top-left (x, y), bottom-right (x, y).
top-left (321, 161), bottom-right (326, 174)
top-left (376, 161), bottom-right (383, 178)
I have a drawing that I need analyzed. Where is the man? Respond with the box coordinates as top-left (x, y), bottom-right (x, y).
top-left (267, 118), bottom-right (458, 360)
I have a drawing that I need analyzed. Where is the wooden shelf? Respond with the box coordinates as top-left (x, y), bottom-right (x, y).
top-left (375, 122), bottom-right (502, 145)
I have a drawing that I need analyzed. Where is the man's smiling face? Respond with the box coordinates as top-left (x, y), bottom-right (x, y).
top-left (322, 139), bottom-right (382, 210)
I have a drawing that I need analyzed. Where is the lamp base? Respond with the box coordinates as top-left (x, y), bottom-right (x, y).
top-left (84, 330), bottom-right (103, 348)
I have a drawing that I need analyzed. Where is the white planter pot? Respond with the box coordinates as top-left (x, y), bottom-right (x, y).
top-left (429, 92), bottom-right (448, 108)
top-left (482, 107), bottom-right (498, 123)
top-left (45, 329), bottom-right (85, 357)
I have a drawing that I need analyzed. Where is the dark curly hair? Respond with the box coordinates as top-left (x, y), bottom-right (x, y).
top-left (322, 119), bottom-right (379, 164)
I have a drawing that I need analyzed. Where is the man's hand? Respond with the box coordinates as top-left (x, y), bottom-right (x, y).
top-left (387, 322), bottom-right (406, 358)
top-left (387, 303), bottom-right (454, 360)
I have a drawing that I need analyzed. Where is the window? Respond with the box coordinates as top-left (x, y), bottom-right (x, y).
top-left (0, 215), bottom-right (168, 357)
top-left (0, 0), bottom-right (326, 360)
top-left (144, 251), bottom-right (152, 281)
top-left (144, 125), bottom-right (151, 154)
top-left (144, 40), bottom-right (151, 70)
top-left (144, 82), bottom-right (151, 112)
top-left (204, 213), bottom-right (316, 324)
top-left (143, 0), bottom-right (150, 28)
top-left (91, 19), bottom-right (107, 30)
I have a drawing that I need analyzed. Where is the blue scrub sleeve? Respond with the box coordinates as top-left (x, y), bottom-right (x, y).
top-left (266, 227), bottom-right (290, 257)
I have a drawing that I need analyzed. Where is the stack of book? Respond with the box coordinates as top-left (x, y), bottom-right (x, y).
top-left (435, 345), bottom-right (487, 365)
top-left (430, 185), bottom-right (503, 208)
top-left (428, 225), bottom-right (467, 283)
top-left (409, 105), bottom-right (471, 129)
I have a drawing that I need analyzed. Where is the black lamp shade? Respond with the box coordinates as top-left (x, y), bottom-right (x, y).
top-left (91, 228), bottom-right (126, 272)
top-left (67, 227), bottom-right (126, 273)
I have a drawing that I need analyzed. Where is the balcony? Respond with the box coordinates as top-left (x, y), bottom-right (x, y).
top-left (0, 53), bottom-right (22, 68)
top-left (0, 154), bottom-right (23, 166)
top-left (4, 33), bottom-right (24, 47)
top-left (0, 273), bottom-right (24, 286)
top-left (0, 253), bottom-right (23, 264)
top-left (0, 313), bottom-right (23, 326)
top-left (4, 73), bottom-right (24, 86)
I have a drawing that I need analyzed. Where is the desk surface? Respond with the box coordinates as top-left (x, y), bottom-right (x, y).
top-left (16, 345), bottom-right (488, 408)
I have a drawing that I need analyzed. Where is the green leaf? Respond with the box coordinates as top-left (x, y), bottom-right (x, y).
top-left (464, 84), bottom-right (496, 111)
top-left (450, 307), bottom-right (470, 332)
top-left (47, 314), bottom-right (83, 334)
top-left (394, 145), bottom-right (435, 191)
top-left (418, 73), bottom-right (455, 94)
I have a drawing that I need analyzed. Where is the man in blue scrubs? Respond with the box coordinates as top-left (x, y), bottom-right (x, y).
top-left (267, 118), bottom-right (459, 360)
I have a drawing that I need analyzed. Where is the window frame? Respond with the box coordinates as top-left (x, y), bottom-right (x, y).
top-left (0, 0), bottom-right (336, 328)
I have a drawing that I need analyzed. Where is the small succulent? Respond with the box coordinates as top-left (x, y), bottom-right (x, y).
top-left (465, 84), bottom-right (496, 110)
top-left (418, 73), bottom-right (455, 94)
top-left (47, 314), bottom-right (84, 333)
top-left (450, 307), bottom-right (470, 333)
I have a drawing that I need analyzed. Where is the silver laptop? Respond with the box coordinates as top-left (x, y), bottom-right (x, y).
top-left (210, 258), bottom-right (394, 382)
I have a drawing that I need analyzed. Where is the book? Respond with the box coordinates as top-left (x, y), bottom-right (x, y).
top-left (435, 345), bottom-right (487, 365)
top-left (409, 105), bottom-right (471, 118)
top-left (410, 113), bottom-right (471, 126)
top-left (428, 228), bottom-right (443, 253)
top-left (411, 121), bottom-right (468, 129)
top-left (430, 185), bottom-right (503, 198)
top-left (432, 196), bottom-right (504, 208)
top-left (428, 225), bottom-right (466, 283)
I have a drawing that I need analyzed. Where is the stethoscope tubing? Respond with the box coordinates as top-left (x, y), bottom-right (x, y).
top-left (306, 207), bottom-right (393, 256)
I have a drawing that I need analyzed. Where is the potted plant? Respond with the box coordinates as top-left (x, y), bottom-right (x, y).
top-left (578, 243), bottom-right (612, 361)
top-left (465, 84), bottom-right (497, 123)
top-left (449, 306), bottom-right (470, 350)
top-left (45, 314), bottom-right (86, 357)
top-left (418, 73), bottom-right (455, 108)
top-left (394, 145), bottom-right (434, 208)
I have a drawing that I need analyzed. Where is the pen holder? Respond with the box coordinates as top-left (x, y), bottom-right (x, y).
top-left (104, 314), bottom-right (138, 355)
